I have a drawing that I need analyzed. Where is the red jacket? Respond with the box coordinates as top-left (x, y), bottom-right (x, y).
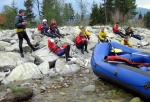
top-left (75, 35), bottom-right (87, 44)
top-left (38, 23), bottom-right (49, 32)
top-left (113, 24), bottom-right (119, 33)
top-left (48, 39), bottom-right (67, 54)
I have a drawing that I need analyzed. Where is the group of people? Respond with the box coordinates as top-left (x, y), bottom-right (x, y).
top-left (14, 9), bottom-right (137, 62)
top-left (38, 19), bottom-right (64, 38)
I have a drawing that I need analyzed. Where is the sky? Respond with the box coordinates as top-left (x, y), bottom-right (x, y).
top-left (0, 0), bottom-right (150, 14)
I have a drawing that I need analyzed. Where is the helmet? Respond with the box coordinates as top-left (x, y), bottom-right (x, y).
top-left (50, 39), bottom-right (54, 42)
top-left (42, 19), bottom-right (47, 22)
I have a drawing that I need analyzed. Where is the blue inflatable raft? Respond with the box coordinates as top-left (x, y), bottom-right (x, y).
top-left (91, 42), bottom-right (150, 101)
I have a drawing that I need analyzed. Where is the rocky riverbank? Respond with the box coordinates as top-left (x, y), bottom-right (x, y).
top-left (0, 26), bottom-right (150, 102)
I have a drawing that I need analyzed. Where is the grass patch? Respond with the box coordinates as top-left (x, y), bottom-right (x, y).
top-left (11, 87), bottom-right (25, 93)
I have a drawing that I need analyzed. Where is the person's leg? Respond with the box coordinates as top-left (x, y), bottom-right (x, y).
top-left (83, 40), bottom-right (89, 53)
top-left (119, 32), bottom-right (125, 38)
top-left (17, 32), bottom-right (24, 57)
top-left (76, 42), bottom-right (84, 54)
top-left (23, 31), bottom-right (37, 51)
top-left (64, 45), bottom-right (72, 61)
top-left (86, 35), bottom-right (90, 40)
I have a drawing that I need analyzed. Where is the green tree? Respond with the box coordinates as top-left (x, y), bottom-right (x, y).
top-left (114, 0), bottom-right (137, 20)
top-left (24, 0), bottom-right (35, 22)
top-left (41, 0), bottom-right (62, 25)
top-left (98, 4), bottom-right (105, 24)
top-left (2, 0), bottom-right (18, 29)
top-left (138, 11), bottom-right (143, 19)
top-left (144, 12), bottom-right (150, 29)
top-left (89, 2), bottom-right (99, 26)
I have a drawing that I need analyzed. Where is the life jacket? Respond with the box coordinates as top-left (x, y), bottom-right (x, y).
top-left (75, 35), bottom-right (87, 44)
top-left (48, 39), bottom-right (67, 54)
top-left (38, 23), bottom-right (49, 33)
top-left (104, 55), bottom-right (150, 67)
top-left (112, 24), bottom-right (119, 33)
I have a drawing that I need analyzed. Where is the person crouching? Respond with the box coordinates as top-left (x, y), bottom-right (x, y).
top-left (75, 32), bottom-right (89, 54)
top-left (48, 39), bottom-right (72, 62)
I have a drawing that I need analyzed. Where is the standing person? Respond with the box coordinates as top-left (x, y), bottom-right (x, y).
top-left (80, 26), bottom-right (90, 40)
top-left (48, 39), bottom-right (72, 62)
top-left (75, 32), bottom-right (89, 54)
top-left (113, 22), bottom-right (125, 38)
top-left (98, 27), bottom-right (109, 42)
top-left (14, 9), bottom-right (37, 58)
top-left (120, 36), bottom-right (133, 47)
top-left (50, 19), bottom-right (63, 38)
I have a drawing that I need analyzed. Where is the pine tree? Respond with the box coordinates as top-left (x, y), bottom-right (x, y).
top-left (138, 11), bottom-right (143, 19)
top-left (89, 2), bottom-right (99, 26)
top-left (114, 0), bottom-right (137, 20)
top-left (98, 4), bottom-right (105, 24)
top-left (144, 12), bottom-right (150, 28)
top-left (24, 0), bottom-right (35, 22)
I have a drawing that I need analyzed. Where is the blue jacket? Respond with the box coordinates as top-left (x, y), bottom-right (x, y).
top-left (14, 15), bottom-right (26, 29)
top-left (50, 23), bottom-right (59, 34)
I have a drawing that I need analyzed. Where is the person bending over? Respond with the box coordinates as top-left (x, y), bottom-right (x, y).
top-left (50, 19), bottom-right (63, 38)
top-left (80, 26), bottom-right (90, 40)
top-left (113, 22), bottom-right (125, 38)
top-left (76, 32), bottom-right (89, 54)
top-left (98, 27), bottom-right (109, 42)
top-left (48, 39), bottom-right (72, 62)
top-left (14, 9), bottom-right (37, 58)
top-left (120, 36), bottom-right (133, 47)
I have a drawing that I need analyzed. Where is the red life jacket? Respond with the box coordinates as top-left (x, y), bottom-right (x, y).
top-left (75, 35), bottom-right (87, 44)
top-left (48, 39), bottom-right (67, 54)
top-left (104, 55), bottom-right (150, 67)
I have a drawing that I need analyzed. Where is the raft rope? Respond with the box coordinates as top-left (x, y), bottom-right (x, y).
top-left (92, 44), bottom-right (150, 89)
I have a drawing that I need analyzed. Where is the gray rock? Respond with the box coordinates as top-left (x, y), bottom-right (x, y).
top-left (38, 61), bottom-right (49, 74)
top-left (32, 46), bottom-right (58, 64)
top-left (129, 97), bottom-right (141, 102)
top-left (2, 62), bottom-right (42, 84)
top-left (82, 85), bottom-right (96, 92)
top-left (55, 58), bottom-right (80, 76)
top-left (0, 41), bottom-right (11, 51)
top-left (0, 72), bottom-right (5, 81)
top-left (40, 86), bottom-right (46, 91)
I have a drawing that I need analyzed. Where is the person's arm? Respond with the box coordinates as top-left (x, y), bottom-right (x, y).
top-left (56, 25), bottom-right (60, 33)
top-left (85, 30), bottom-right (90, 36)
top-left (98, 32), bottom-right (104, 41)
top-left (128, 41), bottom-right (133, 47)
top-left (38, 24), bottom-right (42, 31)
top-left (14, 16), bottom-right (22, 28)
top-left (120, 40), bottom-right (124, 45)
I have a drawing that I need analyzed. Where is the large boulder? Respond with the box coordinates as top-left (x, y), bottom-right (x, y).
top-left (2, 62), bottom-right (42, 84)
top-left (32, 46), bottom-right (58, 64)
top-left (0, 41), bottom-right (11, 51)
top-left (38, 61), bottom-right (49, 75)
top-left (0, 52), bottom-right (35, 71)
top-left (55, 58), bottom-right (80, 76)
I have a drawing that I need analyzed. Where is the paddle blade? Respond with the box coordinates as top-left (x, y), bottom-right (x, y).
top-left (111, 48), bottom-right (123, 53)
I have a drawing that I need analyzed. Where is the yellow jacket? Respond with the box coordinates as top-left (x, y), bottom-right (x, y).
top-left (120, 40), bottom-right (132, 47)
top-left (98, 31), bottom-right (108, 41)
top-left (79, 30), bottom-right (90, 36)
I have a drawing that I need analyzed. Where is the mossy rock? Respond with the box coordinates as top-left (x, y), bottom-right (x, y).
top-left (1, 87), bottom-right (33, 102)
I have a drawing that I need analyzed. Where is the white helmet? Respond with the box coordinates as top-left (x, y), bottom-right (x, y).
top-left (50, 39), bottom-right (54, 42)
top-left (42, 19), bottom-right (47, 22)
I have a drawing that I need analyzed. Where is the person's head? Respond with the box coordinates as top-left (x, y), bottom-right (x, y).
top-left (42, 19), bottom-right (47, 24)
top-left (19, 9), bottom-right (25, 16)
top-left (79, 31), bottom-right (85, 36)
top-left (51, 19), bottom-right (56, 24)
top-left (124, 36), bottom-right (129, 42)
top-left (81, 26), bottom-right (86, 31)
top-left (101, 27), bottom-right (105, 32)
top-left (116, 22), bottom-right (119, 26)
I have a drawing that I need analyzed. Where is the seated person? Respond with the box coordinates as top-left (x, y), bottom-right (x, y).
top-left (125, 25), bottom-right (142, 40)
top-left (75, 32), bottom-right (89, 54)
top-left (50, 19), bottom-right (63, 38)
top-left (125, 25), bottom-right (134, 36)
top-left (113, 22), bottom-right (125, 38)
top-left (98, 27), bottom-right (109, 42)
top-left (38, 19), bottom-right (50, 34)
top-left (80, 26), bottom-right (90, 40)
top-left (48, 39), bottom-right (72, 62)
top-left (120, 36), bottom-right (133, 47)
